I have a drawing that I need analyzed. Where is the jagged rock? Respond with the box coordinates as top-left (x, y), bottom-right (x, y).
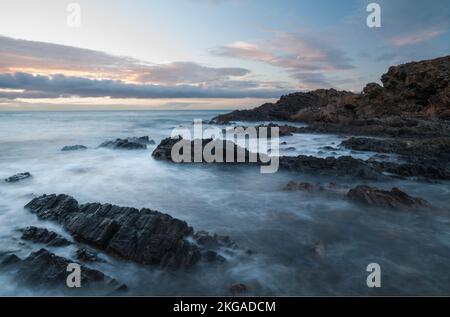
top-left (11, 249), bottom-right (126, 292)
top-left (24, 194), bottom-right (234, 269)
top-left (212, 56), bottom-right (450, 138)
top-left (99, 136), bottom-right (154, 150)
top-left (21, 226), bottom-right (71, 247)
top-left (75, 248), bottom-right (104, 263)
top-left (5, 172), bottom-right (32, 183)
top-left (61, 145), bottom-right (87, 151)
top-left (347, 186), bottom-right (431, 210)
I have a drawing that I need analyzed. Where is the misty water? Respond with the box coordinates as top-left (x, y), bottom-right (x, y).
top-left (0, 110), bottom-right (449, 296)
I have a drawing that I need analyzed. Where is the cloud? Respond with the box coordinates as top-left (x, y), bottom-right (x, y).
top-left (0, 72), bottom-right (288, 99)
top-left (136, 62), bottom-right (249, 84)
top-left (391, 28), bottom-right (447, 46)
top-left (211, 32), bottom-right (354, 89)
top-left (0, 35), bottom-right (291, 98)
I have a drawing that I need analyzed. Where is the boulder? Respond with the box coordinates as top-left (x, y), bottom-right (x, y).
top-left (347, 185), bottom-right (431, 210)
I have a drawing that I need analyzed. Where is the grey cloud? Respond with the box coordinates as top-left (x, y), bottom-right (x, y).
top-left (0, 72), bottom-right (288, 99)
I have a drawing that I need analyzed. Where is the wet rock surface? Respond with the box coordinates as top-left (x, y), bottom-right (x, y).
top-left (3, 248), bottom-right (126, 292)
top-left (347, 185), bottom-right (431, 210)
top-left (75, 248), bottom-right (105, 263)
top-left (61, 145), bottom-right (87, 151)
top-left (5, 172), bottom-right (32, 183)
top-left (99, 136), bottom-right (154, 150)
top-left (24, 194), bottom-right (234, 269)
top-left (21, 226), bottom-right (71, 247)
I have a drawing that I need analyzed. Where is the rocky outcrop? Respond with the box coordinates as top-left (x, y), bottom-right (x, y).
top-left (213, 56), bottom-right (450, 138)
top-left (20, 226), bottom-right (71, 247)
top-left (4, 172), bottom-right (32, 183)
top-left (152, 136), bottom-right (268, 164)
top-left (279, 155), bottom-right (382, 180)
top-left (2, 248), bottom-right (126, 292)
top-left (347, 186), bottom-right (431, 210)
top-left (341, 137), bottom-right (450, 160)
top-left (24, 194), bottom-right (234, 269)
top-left (61, 145), bottom-right (87, 151)
top-left (152, 137), bottom-right (449, 180)
top-left (99, 136), bottom-right (155, 150)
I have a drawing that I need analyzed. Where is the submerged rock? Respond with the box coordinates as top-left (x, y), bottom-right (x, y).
top-left (8, 248), bottom-right (126, 292)
top-left (5, 172), bottom-right (32, 183)
top-left (284, 181), bottom-right (324, 192)
top-left (21, 226), bottom-right (71, 247)
top-left (61, 145), bottom-right (87, 151)
top-left (24, 194), bottom-right (234, 269)
top-left (347, 185), bottom-right (431, 210)
top-left (99, 136), bottom-right (154, 150)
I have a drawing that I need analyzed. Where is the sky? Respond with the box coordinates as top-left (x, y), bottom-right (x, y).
top-left (0, 0), bottom-right (449, 110)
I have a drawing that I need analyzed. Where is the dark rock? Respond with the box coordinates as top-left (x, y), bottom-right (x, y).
top-left (75, 248), bottom-right (104, 263)
top-left (61, 145), bottom-right (87, 151)
top-left (279, 155), bottom-right (382, 180)
top-left (21, 226), bottom-right (71, 247)
top-left (152, 136), bottom-right (268, 164)
top-left (1, 254), bottom-right (21, 265)
top-left (5, 172), bottom-right (32, 183)
top-left (229, 283), bottom-right (249, 295)
top-left (99, 136), bottom-right (154, 150)
top-left (14, 248), bottom-right (126, 292)
top-left (24, 194), bottom-right (234, 269)
top-left (284, 181), bottom-right (324, 192)
top-left (212, 56), bottom-right (450, 139)
top-left (347, 185), bottom-right (431, 210)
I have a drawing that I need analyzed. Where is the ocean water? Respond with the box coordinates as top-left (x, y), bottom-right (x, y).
top-left (0, 110), bottom-right (449, 296)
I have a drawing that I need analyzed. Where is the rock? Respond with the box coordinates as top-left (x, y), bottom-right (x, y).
top-left (61, 145), bottom-right (87, 151)
top-left (75, 248), bottom-right (104, 263)
top-left (341, 137), bottom-right (450, 161)
top-left (5, 172), bottom-right (32, 183)
top-left (21, 226), bottom-right (71, 247)
top-left (347, 185), bottom-right (431, 210)
top-left (279, 155), bottom-right (382, 180)
top-left (99, 136), bottom-right (154, 150)
top-left (1, 254), bottom-right (21, 265)
top-left (13, 248), bottom-right (126, 292)
top-left (285, 147), bottom-right (296, 151)
top-left (229, 283), bottom-right (249, 295)
top-left (24, 194), bottom-right (234, 269)
top-left (284, 181), bottom-right (324, 192)
top-left (212, 56), bottom-right (450, 139)
top-left (152, 136), bottom-right (268, 164)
